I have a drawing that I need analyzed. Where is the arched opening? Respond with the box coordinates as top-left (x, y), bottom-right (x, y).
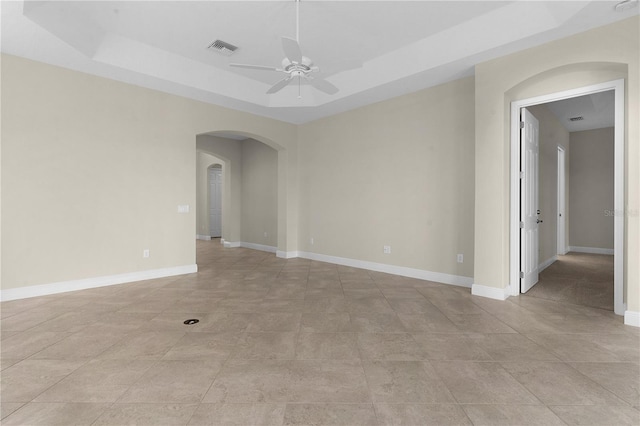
top-left (196, 131), bottom-right (281, 264)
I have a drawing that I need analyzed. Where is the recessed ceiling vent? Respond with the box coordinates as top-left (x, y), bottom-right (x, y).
top-left (207, 40), bottom-right (238, 56)
top-left (569, 116), bottom-right (584, 121)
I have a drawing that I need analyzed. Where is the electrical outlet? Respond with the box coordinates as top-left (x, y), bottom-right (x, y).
top-left (383, 245), bottom-right (391, 254)
top-left (143, 249), bottom-right (150, 258)
top-left (310, 237), bottom-right (314, 245)
top-left (457, 254), bottom-right (463, 263)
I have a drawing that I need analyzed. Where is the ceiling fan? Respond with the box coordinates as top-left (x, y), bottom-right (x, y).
top-left (229, 0), bottom-right (338, 97)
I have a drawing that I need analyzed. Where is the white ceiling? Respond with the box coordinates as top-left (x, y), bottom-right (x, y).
top-left (2, 1), bottom-right (638, 124)
top-left (545, 90), bottom-right (615, 132)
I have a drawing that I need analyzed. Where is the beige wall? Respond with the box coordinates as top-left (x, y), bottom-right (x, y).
top-left (474, 16), bottom-right (639, 311)
top-left (299, 77), bottom-right (475, 278)
top-left (196, 136), bottom-right (243, 244)
top-left (241, 139), bottom-right (278, 248)
top-left (569, 128), bottom-right (615, 250)
top-left (528, 104), bottom-right (570, 265)
top-left (196, 151), bottom-right (224, 238)
top-left (1, 54), bottom-right (297, 291)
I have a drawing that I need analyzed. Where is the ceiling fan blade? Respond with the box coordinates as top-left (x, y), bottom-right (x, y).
top-left (309, 77), bottom-right (339, 95)
top-left (266, 77), bottom-right (293, 94)
top-left (281, 37), bottom-right (302, 63)
top-left (229, 63), bottom-right (280, 71)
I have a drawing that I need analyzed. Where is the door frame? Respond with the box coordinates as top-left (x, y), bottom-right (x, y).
top-left (208, 165), bottom-right (223, 238)
top-left (509, 79), bottom-right (625, 315)
top-left (557, 146), bottom-right (567, 256)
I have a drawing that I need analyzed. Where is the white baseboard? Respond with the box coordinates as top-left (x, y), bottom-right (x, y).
top-left (0, 264), bottom-right (198, 302)
top-left (196, 234), bottom-right (211, 241)
top-left (223, 241), bottom-right (241, 248)
top-left (471, 283), bottom-right (510, 301)
top-left (538, 255), bottom-right (557, 273)
top-left (240, 242), bottom-right (277, 253)
top-left (295, 251), bottom-right (472, 288)
top-left (276, 250), bottom-right (300, 259)
top-left (568, 246), bottom-right (614, 255)
top-left (624, 310), bottom-right (640, 327)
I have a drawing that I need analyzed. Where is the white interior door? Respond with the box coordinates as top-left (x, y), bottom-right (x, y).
top-left (557, 146), bottom-right (566, 255)
top-left (209, 168), bottom-right (222, 238)
top-left (520, 108), bottom-right (540, 293)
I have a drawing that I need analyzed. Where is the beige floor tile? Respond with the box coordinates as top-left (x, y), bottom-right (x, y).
top-left (295, 333), bottom-right (360, 360)
top-left (259, 299), bottom-right (306, 313)
top-left (374, 403), bottom-right (472, 426)
top-left (411, 334), bottom-right (493, 361)
top-left (501, 361), bottom-right (627, 405)
top-left (118, 360), bottom-right (224, 403)
top-left (25, 311), bottom-right (104, 333)
top-left (233, 332), bottom-right (296, 360)
top-left (570, 362), bottom-right (640, 406)
top-left (0, 330), bottom-right (72, 359)
top-left (34, 359), bottom-right (155, 402)
top-left (387, 298), bottom-right (439, 314)
top-left (163, 332), bottom-right (240, 360)
top-left (1, 359), bottom-right (85, 402)
top-left (343, 288), bottom-right (384, 299)
top-left (462, 404), bottom-right (565, 425)
top-left (305, 288), bottom-right (346, 299)
top-left (285, 360), bottom-right (371, 403)
top-left (346, 298), bottom-right (395, 314)
top-left (189, 403), bottom-right (285, 425)
top-left (525, 333), bottom-right (634, 362)
top-left (396, 312), bottom-right (460, 333)
top-left (443, 313), bottom-right (517, 334)
top-left (379, 287), bottom-right (426, 299)
top-left (0, 403), bottom-right (25, 420)
top-left (300, 313), bottom-right (353, 332)
top-left (303, 298), bottom-right (349, 313)
top-left (363, 361), bottom-right (455, 403)
top-left (430, 361), bottom-right (539, 404)
top-left (357, 333), bottom-right (427, 361)
top-left (549, 404), bottom-right (640, 425)
top-left (93, 403), bottom-right (198, 425)
top-left (1, 402), bottom-right (109, 425)
top-left (97, 330), bottom-right (185, 360)
top-left (350, 313), bottom-right (407, 333)
top-left (162, 297), bottom-right (223, 313)
top-left (0, 358), bottom-right (21, 371)
top-left (29, 326), bottom-right (127, 359)
top-left (0, 308), bottom-right (63, 332)
top-left (246, 313), bottom-right (302, 332)
top-left (283, 403), bottom-right (377, 425)
top-left (196, 312), bottom-right (253, 332)
top-left (203, 359), bottom-right (291, 403)
top-left (471, 333), bottom-right (561, 361)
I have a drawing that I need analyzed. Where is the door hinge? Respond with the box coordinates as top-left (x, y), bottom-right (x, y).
top-left (519, 271), bottom-right (524, 279)
top-left (520, 121), bottom-right (525, 129)
top-left (519, 221), bottom-right (524, 229)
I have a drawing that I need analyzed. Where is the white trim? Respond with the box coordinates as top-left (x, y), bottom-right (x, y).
top-left (297, 251), bottom-right (473, 288)
top-left (276, 250), bottom-right (299, 259)
top-left (510, 79), bottom-right (625, 315)
top-left (223, 241), bottom-right (241, 248)
top-left (0, 264), bottom-right (198, 302)
top-left (624, 311), bottom-right (640, 328)
top-left (240, 242), bottom-right (277, 253)
top-left (471, 283), bottom-right (510, 301)
top-left (538, 255), bottom-right (557, 273)
top-left (568, 246), bottom-right (614, 255)
top-left (196, 234), bottom-right (212, 241)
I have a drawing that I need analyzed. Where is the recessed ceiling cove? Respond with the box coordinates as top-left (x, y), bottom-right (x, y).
top-left (2, 1), bottom-right (637, 124)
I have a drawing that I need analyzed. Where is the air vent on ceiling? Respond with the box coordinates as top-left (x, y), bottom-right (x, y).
top-left (569, 116), bottom-right (584, 121)
top-left (207, 39), bottom-right (238, 56)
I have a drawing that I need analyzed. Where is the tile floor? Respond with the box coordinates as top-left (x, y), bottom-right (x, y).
top-left (525, 252), bottom-right (614, 311)
top-left (1, 240), bottom-right (638, 425)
